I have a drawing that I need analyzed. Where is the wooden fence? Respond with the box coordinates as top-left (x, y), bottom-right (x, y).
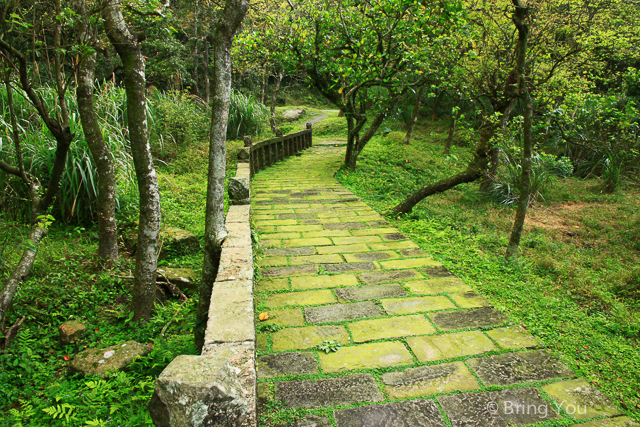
top-left (249, 123), bottom-right (312, 176)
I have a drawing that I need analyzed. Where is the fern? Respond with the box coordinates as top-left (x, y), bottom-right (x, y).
top-left (42, 401), bottom-right (77, 422)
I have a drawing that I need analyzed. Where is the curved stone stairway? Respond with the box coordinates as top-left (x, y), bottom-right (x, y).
top-left (252, 144), bottom-right (637, 427)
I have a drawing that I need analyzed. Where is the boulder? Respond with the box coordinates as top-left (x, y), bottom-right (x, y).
top-left (59, 320), bottom-right (86, 345)
top-left (69, 340), bottom-right (151, 377)
top-left (157, 267), bottom-right (198, 294)
top-left (160, 227), bottom-right (200, 259)
top-left (283, 109), bottom-right (306, 122)
top-left (149, 355), bottom-right (251, 427)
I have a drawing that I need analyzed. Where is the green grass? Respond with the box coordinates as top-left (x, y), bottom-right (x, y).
top-left (334, 122), bottom-right (640, 421)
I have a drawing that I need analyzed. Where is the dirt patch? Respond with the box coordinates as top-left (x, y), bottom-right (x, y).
top-left (525, 203), bottom-right (591, 231)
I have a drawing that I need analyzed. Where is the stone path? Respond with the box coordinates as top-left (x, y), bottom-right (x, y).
top-left (252, 145), bottom-right (637, 427)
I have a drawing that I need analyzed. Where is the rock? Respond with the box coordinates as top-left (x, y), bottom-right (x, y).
top-left (149, 355), bottom-right (251, 427)
top-left (69, 340), bottom-right (151, 377)
top-left (237, 147), bottom-right (251, 162)
top-left (283, 109), bottom-right (306, 122)
top-left (157, 267), bottom-right (198, 294)
top-left (159, 227), bottom-right (200, 259)
top-left (229, 177), bottom-right (250, 205)
top-left (59, 320), bottom-right (86, 345)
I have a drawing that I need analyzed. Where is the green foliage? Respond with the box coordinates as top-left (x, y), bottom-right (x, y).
top-left (488, 148), bottom-right (570, 206)
top-left (0, 83), bottom-right (135, 225)
top-left (148, 89), bottom-right (210, 161)
top-left (227, 89), bottom-right (268, 140)
top-left (317, 339), bottom-right (340, 354)
top-left (547, 94), bottom-right (640, 193)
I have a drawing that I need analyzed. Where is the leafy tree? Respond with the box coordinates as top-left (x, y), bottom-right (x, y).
top-left (284, 0), bottom-right (460, 169)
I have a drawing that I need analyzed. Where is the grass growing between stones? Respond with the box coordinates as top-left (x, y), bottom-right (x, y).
top-left (334, 124), bottom-right (640, 421)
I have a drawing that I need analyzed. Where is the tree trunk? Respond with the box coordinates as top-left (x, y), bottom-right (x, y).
top-left (103, 0), bottom-right (161, 322)
top-left (193, 0), bottom-right (200, 97)
top-left (269, 68), bottom-right (283, 135)
top-left (204, 38), bottom-right (210, 103)
top-left (0, 226), bottom-right (47, 327)
top-left (389, 127), bottom-right (494, 215)
top-left (0, 7), bottom-right (73, 327)
top-left (197, 0), bottom-right (249, 351)
top-left (260, 68), bottom-right (267, 105)
top-left (505, 0), bottom-right (532, 260)
top-left (76, 3), bottom-right (119, 265)
top-left (444, 106), bottom-right (460, 155)
top-left (404, 85), bottom-right (424, 145)
top-left (431, 90), bottom-right (444, 122)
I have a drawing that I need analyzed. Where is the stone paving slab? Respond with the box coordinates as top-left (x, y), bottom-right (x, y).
top-left (257, 352), bottom-right (318, 378)
top-left (467, 350), bottom-right (576, 386)
top-left (252, 146), bottom-right (631, 426)
top-left (381, 296), bottom-right (456, 314)
top-left (407, 331), bottom-right (498, 362)
top-left (438, 388), bottom-right (560, 426)
top-left (271, 325), bottom-right (350, 352)
top-left (304, 301), bottom-right (384, 323)
top-left (382, 361), bottom-right (480, 398)
top-left (276, 374), bottom-right (384, 409)
top-left (575, 417), bottom-right (640, 426)
top-left (335, 283), bottom-right (407, 301)
top-left (430, 307), bottom-right (510, 330)
top-left (542, 378), bottom-right (621, 419)
top-left (318, 341), bottom-right (414, 373)
top-left (348, 314), bottom-right (435, 342)
top-left (333, 399), bottom-right (446, 427)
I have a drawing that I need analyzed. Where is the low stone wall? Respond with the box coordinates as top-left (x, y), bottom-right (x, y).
top-left (150, 128), bottom-right (312, 426)
top-left (149, 163), bottom-right (256, 427)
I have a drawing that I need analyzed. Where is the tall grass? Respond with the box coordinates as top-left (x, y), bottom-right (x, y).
top-left (0, 83), bottom-right (135, 224)
top-left (227, 89), bottom-right (267, 140)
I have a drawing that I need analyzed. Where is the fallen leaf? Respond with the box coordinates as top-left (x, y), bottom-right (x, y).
top-left (259, 312), bottom-right (269, 321)
top-left (147, 343), bottom-right (153, 347)
top-left (63, 355), bottom-right (70, 361)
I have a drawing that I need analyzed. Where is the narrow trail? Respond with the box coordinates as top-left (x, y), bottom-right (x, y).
top-left (251, 145), bottom-right (633, 427)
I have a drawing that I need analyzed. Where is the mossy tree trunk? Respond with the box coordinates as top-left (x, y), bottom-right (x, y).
top-left (197, 0), bottom-right (249, 351)
top-left (389, 126), bottom-right (495, 215)
top-left (270, 68), bottom-right (284, 135)
top-left (75, 0), bottom-right (119, 266)
top-left (103, 0), bottom-right (161, 322)
top-left (505, 0), bottom-right (532, 259)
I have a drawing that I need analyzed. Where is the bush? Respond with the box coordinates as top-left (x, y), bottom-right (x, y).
top-left (227, 89), bottom-right (268, 140)
top-left (488, 148), bottom-right (568, 206)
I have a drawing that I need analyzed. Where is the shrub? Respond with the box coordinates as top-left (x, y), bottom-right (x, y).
top-left (227, 89), bottom-right (268, 140)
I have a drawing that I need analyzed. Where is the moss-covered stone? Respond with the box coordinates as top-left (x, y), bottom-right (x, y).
top-left (267, 290), bottom-right (336, 307)
top-left (319, 341), bottom-right (414, 373)
top-left (271, 325), bottom-right (349, 351)
top-left (542, 378), bottom-right (621, 420)
top-left (262, 308), bottom-right (304, 327)
top-left (349, 314), bottom-right (435, 342)
top-left (290, 274), bottom-right (358, 290)
top-left (381, 296), bottom-right (455, 314)
top-left (256, 278), bottom-right (290, 292)
top-left (316, 244), bottom-right (369, 254)
top-left (289, 254), bottom-right (344, 265)
top-left (359, 270), bottom-right (423, 284)
top-left (485, 326), bottom-right (540, 349)
top-left (430, 307), bottom-right (509, 331)
top-left (407, 331), bottom-right (498, 362)
top-left (258, 256), bottom-right (288, 267)
top-left (69, 340), bottom-right (151, 377)
top-left (449, 292), bottom-right (493, 308)
top-left (257, 352), bottom-right (318, 378)
top-left (336, 283), bottom-right (407, 301)
top-left (379, 258), bottom-right (442, 269)
top-left (344, 251), bottom-right (399, 262)
top-left (406, 278), bottom-right (472, 295)
top-left (283, 237), bottom-right (333, 247)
